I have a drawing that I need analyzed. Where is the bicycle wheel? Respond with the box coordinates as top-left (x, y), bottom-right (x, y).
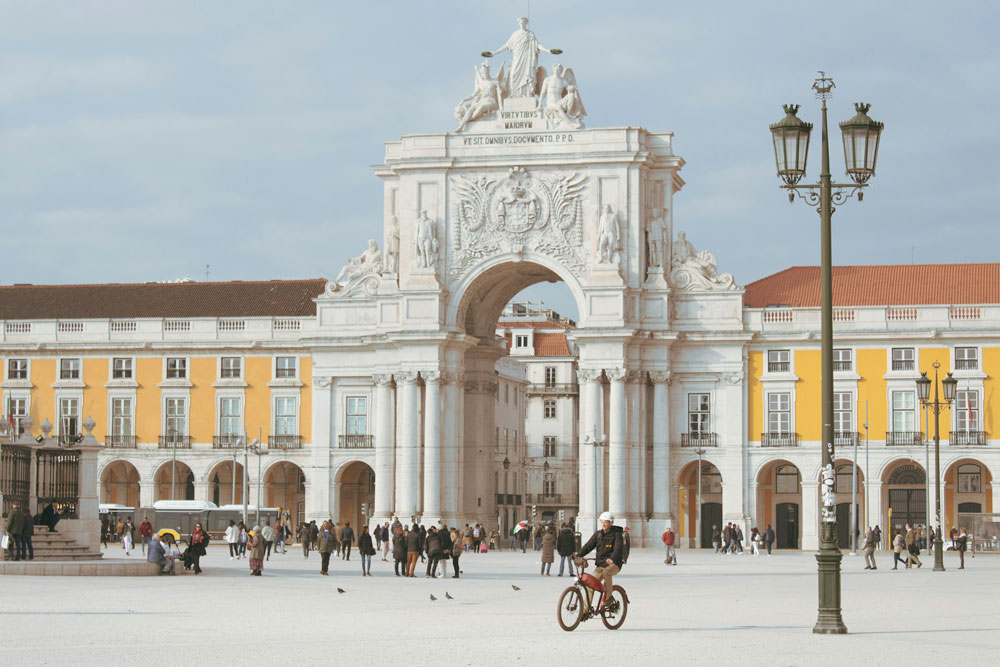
top-left (557, 586), bottom-right (585, 632)
top-left (600, 585), bottom-right (628, 630)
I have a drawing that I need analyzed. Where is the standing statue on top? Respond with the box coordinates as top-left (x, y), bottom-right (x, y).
top-left (482, 16), bottom-right (561, 98)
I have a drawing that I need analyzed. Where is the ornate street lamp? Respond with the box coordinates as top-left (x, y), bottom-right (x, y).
top-left (769, 72), bottom-right (885, 635)
top-left (916, 362), bottom-right (957, 571)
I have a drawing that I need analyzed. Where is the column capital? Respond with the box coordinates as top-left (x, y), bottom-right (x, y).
top-left (606, 368), bottom-right (627, 383)
top-left (395, 371), bottom-right (419, 385)
top-left (372, 373), bottom-right (394, 387)
top-left (577, 368), bottom-right (603, 384)
top-left (649, 370), bottom-right (672, 385)
top-left (421, 371), bottom-right (441, 385)
top-left (441, 371), bottom-right (465, 386)
top-left (312, 375), bottom-right (333, 389)
top-left (625, 369), bottom-right (643, 384)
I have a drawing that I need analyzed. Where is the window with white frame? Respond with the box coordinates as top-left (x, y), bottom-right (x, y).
top-left (835, 464), bottom-right (856, 494)
top-left (891, 391), bottom-right (916, 431)
top-left (60, 358), bottom-right (81, 380)
top-left (59, 397), bottom-right (79, 435)
top-left (834, 392), bottom-right (853, 433)
top-left (165, 397), bottom-right (187, 436)
top-left (543, 399), bottom-right (556, 419)
top-left (543, 472), bottom-right (556, 496)
top-left (112, 358), bottom-right (133, 379)
top-left (767, 393), bottom-right (791, 434)
top-left (274, 397), bottom-right (297, 435)
top-left (767, 349), bottom-right (790, 373)
top-left (544, 366), bottom-right (557, 386)
top-left (775, 464), bottom-right (799, 494)
top-left (543, 435), bottom-right (556, 458)
top-left (955, 347), bottom-right (978, 371)
top-left (111, 398), bottom-right (132, 436)
top-left (688, 393), bottom-right (711, 435)
top-left (6, 397), bottom-right (27, 435)
top-left (958, 463), bottom-right (981, 493)
top-left (955, 390), bottom-right (979, 431)
top-left (219, 397), bottom-right (242, 435)
top-left (7, 359), bottom-right (27, 380)
top-left (275, 356), bottom-right (296, 378)
top-left (346, 396), bottom-right (367, 435)
top-left (833, 348), bottom-right (853, 372)
top-left (220, 357), bottom-right (242, 379)
top-left (166, 358), bottom-right (187, 379)
top-left (891, 347), bottom-right (915, 371)
top-left (515, 335), bottom-right (529, 349)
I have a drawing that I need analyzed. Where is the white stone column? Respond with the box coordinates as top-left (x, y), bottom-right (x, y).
top-left (650, 371), bottom-right (671, 525)
top-left (372, 374), bottom-right (395, 526)
top-left (441, 372), bottom-right (464, 525)
top-left (139, 479), bottom-right (156, 506)
top-left (422, 371), bottom-right (442, 525)
top-left (607, 368), bottom-right (627, 518)
top-left (394, 371), bottom-right (420, 522)
top-left (801, 480), bottom-right (819, 550)
top-left (626, 370), bottom-right (642, 522)
top-left (577, 369), bottom-right (603, 533)
top-left (308, 375), bottom-right (333, 520)
top-left (867, 480), bottom-right (884, 549)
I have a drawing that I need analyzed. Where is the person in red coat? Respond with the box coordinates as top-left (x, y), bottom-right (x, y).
top-left (138, 517), bottom-right (153, 556)
top-left (661, 526), bottom-right (677, 566)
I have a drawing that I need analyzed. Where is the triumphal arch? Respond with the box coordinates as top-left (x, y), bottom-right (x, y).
top-left (310, 18), bottom-right (744, 544)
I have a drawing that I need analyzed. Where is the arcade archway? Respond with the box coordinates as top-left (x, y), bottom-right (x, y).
top-left (337, 461), bottom-right (374, 531)
top-left (100, 460), bottom-right (140, 507)
top-left (832, 459), bottom-right (865, 549)
top-left (882, 460), bottom-right (926, 539)
top-left (264, 461), bottom-right (305, 527)
top-left (944, 459), bottom-right (993, 531)
top-left (207, 460), bottom-right (245, 507)
top-left (678, 460), bottom-right (722, 548)
top-left (756, 461), bottom-right (801, 549)
top-left (153, 460), bottom-right (194, 501)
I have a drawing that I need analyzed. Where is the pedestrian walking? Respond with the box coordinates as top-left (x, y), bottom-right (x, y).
top-left (122, 519), bottom-right (134, 556)
top-left (5, 501), bottom-right (25, 561)
top-left (340, 521), bottom-right (355, 560)
top-left (750, 527), bottom-right (761, 556)
top-left (711, 524), bottom-right (720, 552)
top-left (764, 524), bottom-right (775, 555)
top-left (317, 520), bottom-right (335, 575)
top-left (359, 524), bottom-right (375, 576)
top-left (418, 525), bottom-right (427, 563)
top-left (424, 526), bottom-right (443, 578)
top-left (392, 526), bottom-right (406, 576)
top-left (238, 522), bottom-right (249, 559)
top-left (405, 525), bottom-right (420, 577)
top-left (224, 520), bottom-right (239, 560)
top-left (449, 527), bottom-right (462, 578)
top-left (557, 523), bottom-right (576, 576)
top-left (139, 517), bottom-right (153, 555)
top-left (892, 529), bottom-right (904, 569)
top-left (249, 527), bottom-right (265, 576)
top-left (721, 523), bottom-right (731, 554)
top-left (382, 522), bottom-right (391, 561)
top-left (19, 507), bottom-right (34, 561)
top-left (261, 521), bottom-right (274, 560)
top-left (189, 522), bottom-right (208, 574)
top-left (863, 526), bottom-right (877, 570)
top-left (904, 523), bottom-right (922, 568)
top-left (956, 527), bottom-right (968, 569)
top-left (437, 524), bottom-right (452, 578)
top-left (540, 525), bottom-right (555, 576)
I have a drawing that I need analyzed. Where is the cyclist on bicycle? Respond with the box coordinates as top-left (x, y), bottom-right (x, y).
top-left (575, 511), bottom-right (624, 609)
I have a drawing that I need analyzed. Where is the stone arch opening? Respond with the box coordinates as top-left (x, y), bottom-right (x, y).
top-left (153, 460), bottom-right (194, 501)
top-left (756, 460), bottom-right (801, 549)
top-left (100, 460), bottom-right (140, 507)
top-left (882, 459), bottom-right (927, 538)
top-left (207, 460), bottom-right (246, 507)
top-left (832, 458), bottom-right (865, 549)
top-left (944, 458), bottom-right (993, 531)
top-left (263, 461), bottom-right (305, 527)
top-left (678, 460), bottom-right (722, 548)
top-left (336, 461), bottom-right (374, 531)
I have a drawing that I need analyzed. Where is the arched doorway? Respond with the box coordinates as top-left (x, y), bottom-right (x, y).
top-left (833, 459), bottom-right (864, 549)
top-left (153, 461), bottom-right (194, 501)
top-left (336, 461), bottom-right (374, 532)
top-left (882, 461), bottom-right (926, 539)
top-left (264, 461), bottom-right (305, 527)
top-left (944, 459), bottom-right (993, 533)
top-left (100, 460), bottom-right (140, 507)
top-left (207, 460), bottom-right (245, 506)
top-left (757, 461), bottom-right (801, 549)
top-left (678, 460), bottom-right (722, 548)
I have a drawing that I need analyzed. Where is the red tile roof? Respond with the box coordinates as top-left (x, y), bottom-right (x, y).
top-left (744, 265), bottom-right (1000, 308)
top-left (0, 279), bottom-right (327, 320)
top-left (534, 332), bottom-right (571, 356)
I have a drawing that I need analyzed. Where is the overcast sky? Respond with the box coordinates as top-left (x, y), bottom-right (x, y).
top-left (2, 1), bottom-right (997, 319)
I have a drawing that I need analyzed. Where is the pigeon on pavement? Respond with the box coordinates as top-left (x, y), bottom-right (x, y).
top-left (430, 594), bottom-right (437, 601)
top-left (512, 585), bottom-right (521, 591)
top-left (337, 588), bottom-right (346, 594)
top-left (445, 592), bottom-right (454, 600)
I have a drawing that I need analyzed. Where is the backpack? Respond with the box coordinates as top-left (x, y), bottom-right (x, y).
top-left (202, 532), bottom-right (211, 547)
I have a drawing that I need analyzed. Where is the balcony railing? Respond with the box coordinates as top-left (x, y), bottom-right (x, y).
top-left (767, 361), bottom-right (790, 373)
top-left (891, 360), bottom-right (915, 371)
top-left (526, 383), bottom-right (578, 395)
top-left (834, 431), bottom-right (859, 447)
top-left (268, 434), bottom-right (303, 450)
top-left (954, 359), bottom-right (979, 371)
top-left (105, 434), bottom-right (137, 448)
top-left (761, 432), bottom-right (798, 447)
top-left (213, 435), bottom-right (244, 449)
top-left (950, 431), bottom-right (987, 446)
top-left (339, 434), bottom-right (374, 449)
top-left (158, 435), bottom-right (192, 449)
top-left (681, 433), bottom-right (718, 447)
top-left (57, 433), bottom-right (83, 447)
top-left (886, 431), bottom-right (923, 446)
top-left (833, 361), bottom-right (853, 372)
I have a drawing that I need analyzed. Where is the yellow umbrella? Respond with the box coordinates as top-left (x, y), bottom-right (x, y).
top-left (158, 528), bottom-right (180, 541)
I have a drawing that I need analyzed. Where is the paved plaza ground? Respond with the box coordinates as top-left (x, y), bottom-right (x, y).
top-left (2, 544), bottom-right (996, 665)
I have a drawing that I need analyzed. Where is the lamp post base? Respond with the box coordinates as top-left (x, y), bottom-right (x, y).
top-left (933, 531), bottom-right (946, 572)
top-left (814, 547), bottom-right (848, 634)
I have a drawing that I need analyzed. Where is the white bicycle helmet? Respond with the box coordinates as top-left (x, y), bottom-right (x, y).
top-left (598, 512), bottom-right (614, 523)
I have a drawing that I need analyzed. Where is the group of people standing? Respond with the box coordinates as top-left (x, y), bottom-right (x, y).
top-left (390, 521), bottom-right (462, 579)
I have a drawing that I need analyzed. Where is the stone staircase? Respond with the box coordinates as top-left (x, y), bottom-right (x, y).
top-left (5, 531), bottom-right (103, 561)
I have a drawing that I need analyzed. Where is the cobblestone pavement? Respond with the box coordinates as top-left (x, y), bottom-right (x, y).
top-left (2, 545), bottom-right (996, 665)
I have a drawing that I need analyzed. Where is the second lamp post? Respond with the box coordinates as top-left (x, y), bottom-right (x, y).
top-left (916, 361), bottom-right (957, 572)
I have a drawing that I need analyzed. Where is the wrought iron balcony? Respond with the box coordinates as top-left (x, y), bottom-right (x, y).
top-left (833, 361), bottom-right (853, 372)
top-left (526, 383), bottom-right (578, 395)
top-left (681, 433), bottom-right (718, 447)
top-left (885, 431), bottom-right (923, 446)
top-left (213, 435), bottom-right (244, 449)
top-left (891, 360), bottom-right (915, 371)
top-left (949, 431), bottom-right (987, 446)
top-left (268, 434), bottom-right (303, 450)
top-left (834, 431), bottom-right (859, 447)
top-left (105, 434), bottom-right (137, 448)
top-left (761, 432), bottom-right (798, 447)
top-left (338, 434), bottom-right (374, 449)
top-left (767, 361), bottom-right (790, 373)
top-left (159, 435), bottom-right (192, 449)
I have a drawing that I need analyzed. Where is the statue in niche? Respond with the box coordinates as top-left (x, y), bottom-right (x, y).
top-left (596, 204), bottom-right (621, 265)
top-left (455, 61), bottom-right (505, 133)
top-left (646, 207), bottom-right (667, 268)
top-left (540, 63), bottom-right (586, 129)
top-left (414, 210), bottom-right (439, 269)
top-left (329, 239), bottom-right (382, 292)
top-left (669, 231), bottom-right (737, 291)
top-left (384, 215), bottom-right (400, 274)
top-left (482, 16), bottom-right (561, 99)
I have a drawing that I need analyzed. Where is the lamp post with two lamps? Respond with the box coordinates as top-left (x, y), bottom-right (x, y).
top-left (769, 71), bottom-right (885, 635)
top-left (916, 362), bottom-right (957, 572)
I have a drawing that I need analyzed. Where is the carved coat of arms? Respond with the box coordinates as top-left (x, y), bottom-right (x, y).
top-left (449, 166), bottom-right (586, 279)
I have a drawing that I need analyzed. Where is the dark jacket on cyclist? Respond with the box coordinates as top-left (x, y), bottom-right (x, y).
top-left (577, 525), bottom-right (624, 569)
